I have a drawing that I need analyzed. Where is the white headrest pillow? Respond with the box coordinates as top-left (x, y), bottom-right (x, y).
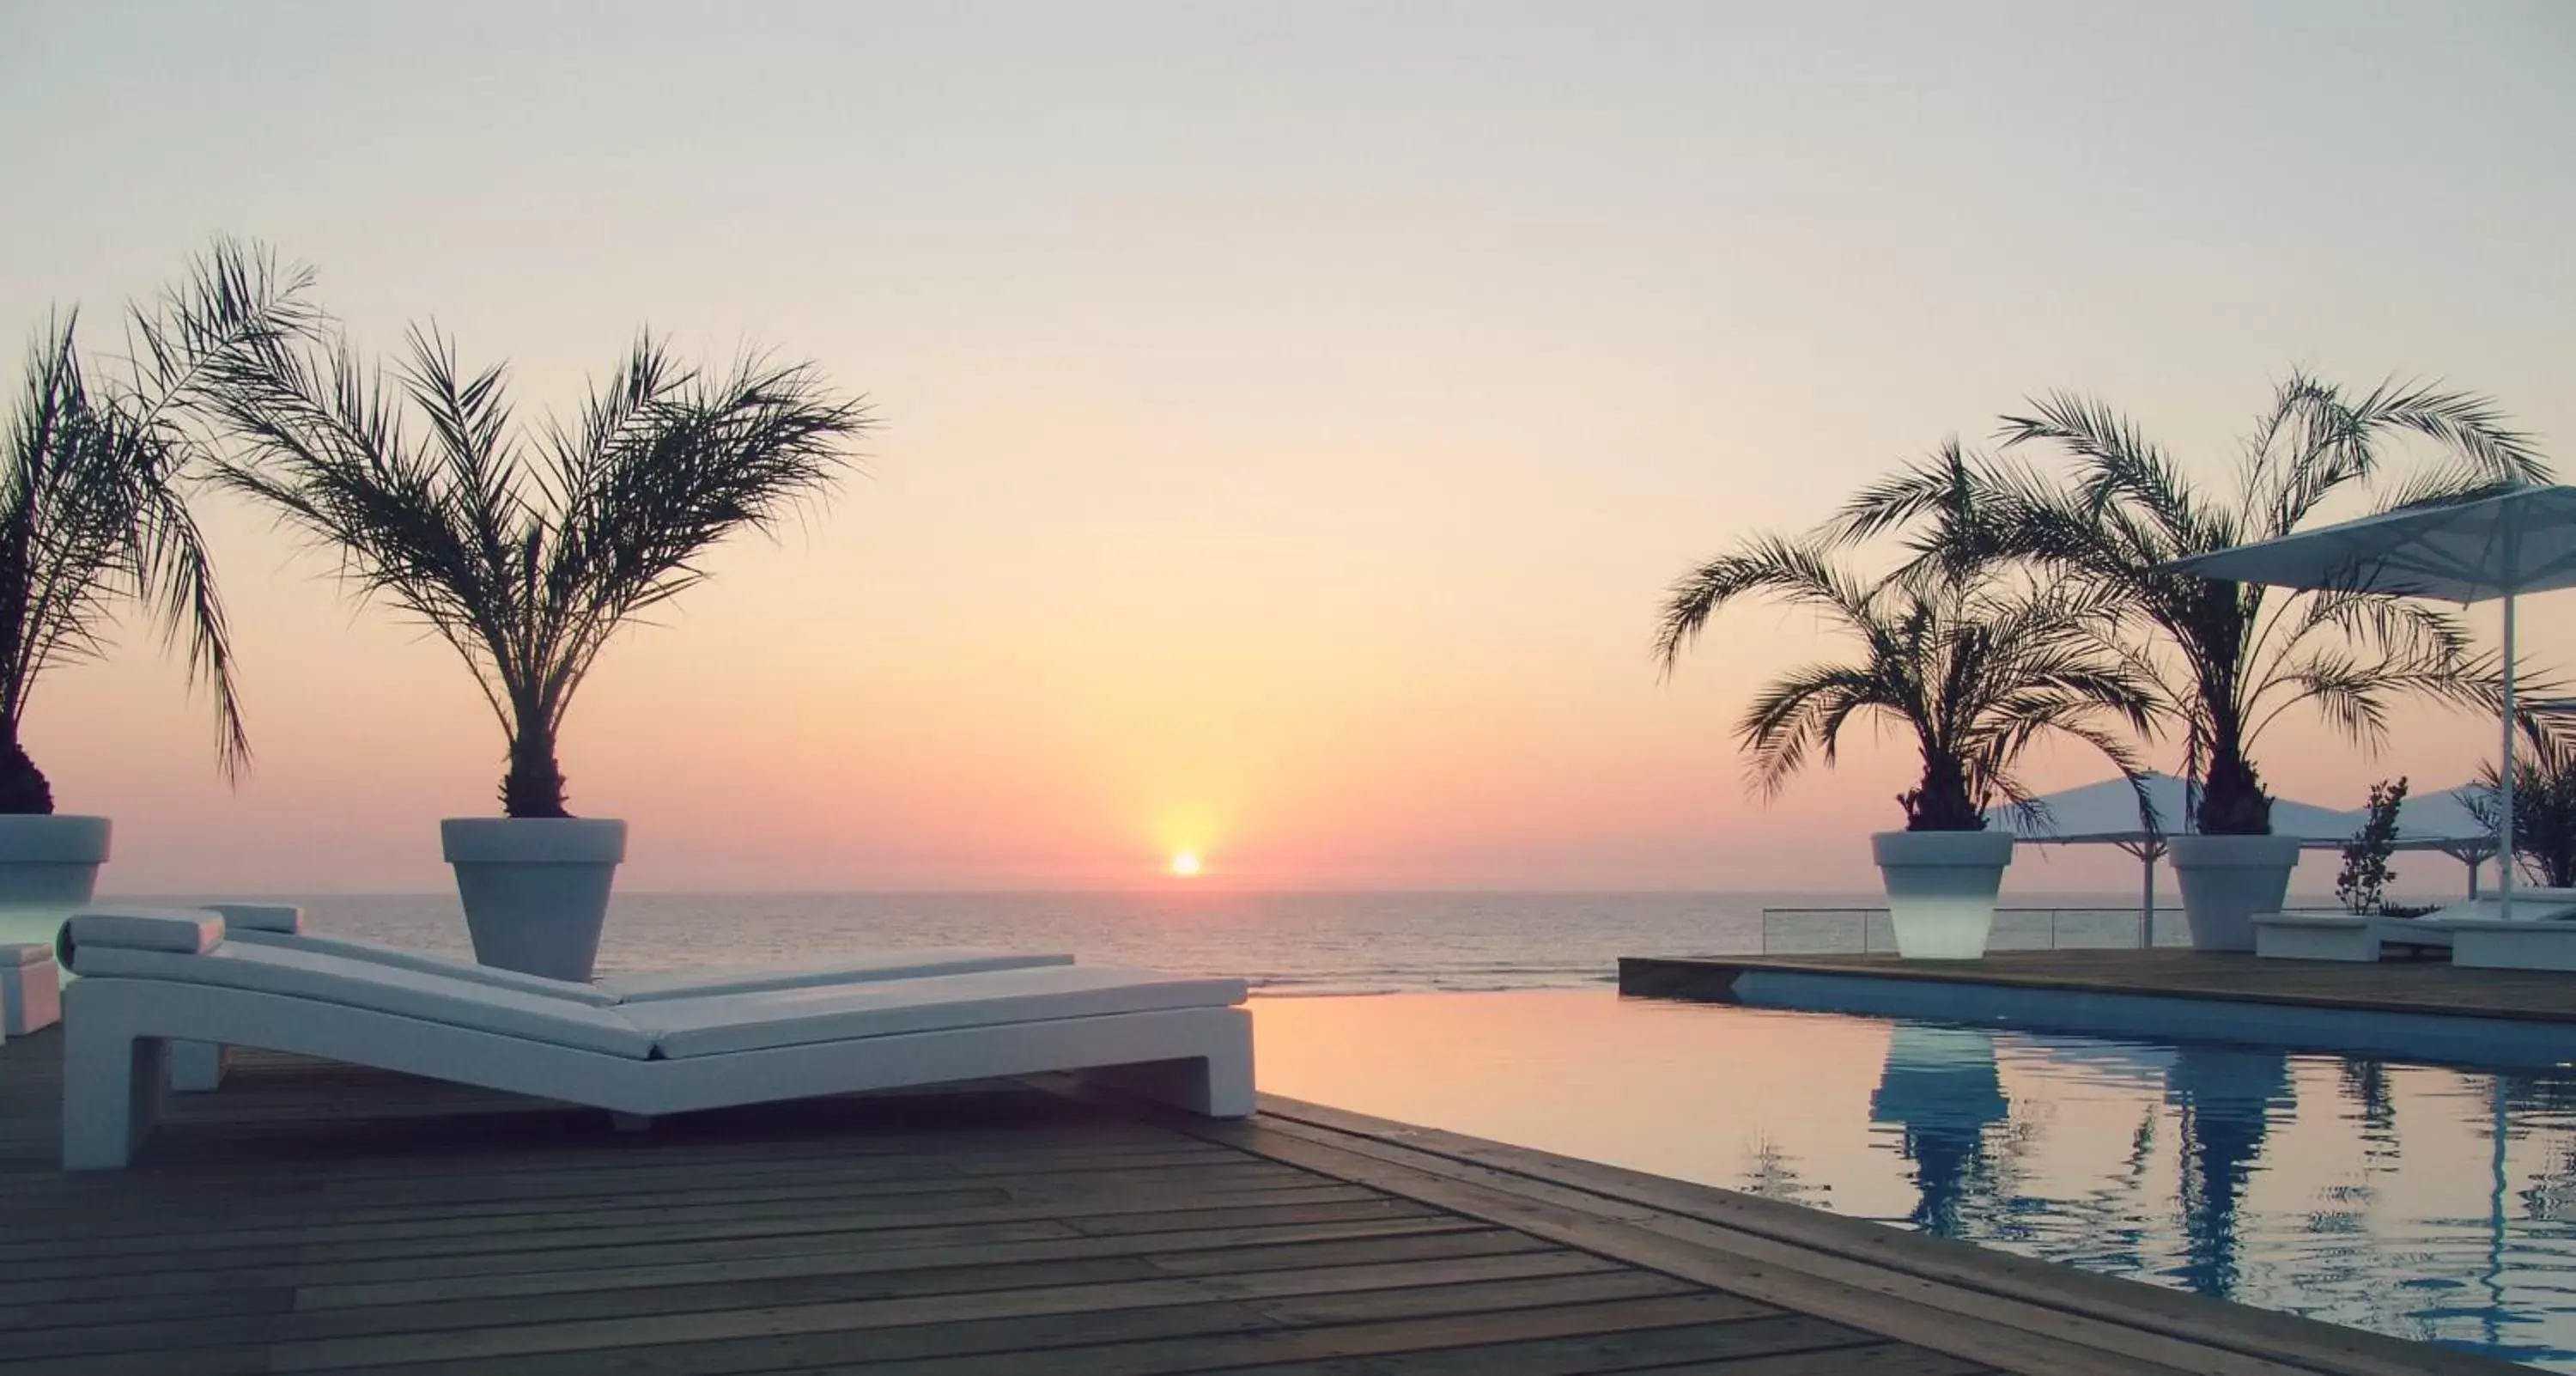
top-left (201, 903), bottom-right (305, 935)
top-left (60, 907), bottom-right (226, 972)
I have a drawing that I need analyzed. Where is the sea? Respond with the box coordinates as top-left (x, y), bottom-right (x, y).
top-left (112, 887), bottom-right (2195, 991)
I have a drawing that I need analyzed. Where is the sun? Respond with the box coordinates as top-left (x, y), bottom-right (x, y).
top-left (1168, 851), bottom-right (1203, 878)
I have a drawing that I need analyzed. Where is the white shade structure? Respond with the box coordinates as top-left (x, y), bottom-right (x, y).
top-left (1986, 771), bottom-right (2364, 936)
top-left (2366, 782), bottom-right (2506, 895)
top-left (1987, 771), bottom-right (2360, 846)
top-left (2162, 484), bottom-right (2576, 918)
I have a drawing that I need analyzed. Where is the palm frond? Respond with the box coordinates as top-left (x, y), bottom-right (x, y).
top-left (1665, 534), bottom-right (2158, 827)
top-left (1654, 533), bottom-right (1874, 675)
top-left (210, 321), bottom-right (872, 816)
top-left (0, 241), bottom-right (319, 795)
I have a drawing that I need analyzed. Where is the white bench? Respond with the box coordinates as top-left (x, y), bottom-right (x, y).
top-left (2252, 913), bottom-right (2448, 963)
top-left (2439, 919), bottom-right (2576, 972)
top-left (2, 943), bottom-right (59, 1035)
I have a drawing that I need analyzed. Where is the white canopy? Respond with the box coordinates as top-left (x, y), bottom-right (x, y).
top-left (2161, 484), bottom-right (2576, 916)
top-left (1987, 772), bottom-right (2502, 920)
top-left (2160, 484), bottom-right (2576, 603)
top-left (1987, 771), bottom-right (2357, 846)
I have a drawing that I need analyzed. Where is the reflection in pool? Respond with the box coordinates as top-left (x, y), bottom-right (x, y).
top-left (1248, 989), bottom-right (2576, 1370)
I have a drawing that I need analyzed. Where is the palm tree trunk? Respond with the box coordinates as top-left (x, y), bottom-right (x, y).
top-left (1905, 754), bottom-right (1985, 831)
top-left (501, 729), bottom-right (570, 819)
top-left (0, 725), bottom-right (53, 815)
top-left (2196, 736), bottom-right (2272, 835)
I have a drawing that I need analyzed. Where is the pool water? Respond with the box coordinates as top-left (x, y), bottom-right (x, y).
top-left (1248, 989), bottom-right (2576, 1370)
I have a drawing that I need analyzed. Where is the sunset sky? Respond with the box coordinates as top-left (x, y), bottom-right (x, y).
top-left (5, 3), bottom-right (2573, 892)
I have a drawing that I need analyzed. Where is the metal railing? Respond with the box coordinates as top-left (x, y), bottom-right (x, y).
top-left (1759, 905), bottom-right (2195, 954)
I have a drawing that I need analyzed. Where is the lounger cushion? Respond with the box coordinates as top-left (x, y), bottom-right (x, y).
top-left (73, 941), bottom-right (655, 1058)
top-left (224, 931), bottom-right (1073, 1008)
top-left (226, 929), bottom-right (623, 1006)
top-left (2420, 896), bottom-right (2576, 925)
top-left (624, 965), bottom-right (1249, 1059)
top-left (64, 909), bottom-right (224, 958)
top-left (598, 951), bottom-right (1078, 1002)
top-left (201, 904), bottom-right (305, 935)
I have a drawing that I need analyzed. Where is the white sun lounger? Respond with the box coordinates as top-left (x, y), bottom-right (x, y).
top-left (2252, 913), bottom-right (2453, 962)
top-left (151, 904), bottom-right (1075, 1093)
top-left (2414, 890), bottom-right (2576, 971)
top-left (2256, 891), bottom-right (2576, 964)
top-left (58, 909), bottom-right (1254, 1170)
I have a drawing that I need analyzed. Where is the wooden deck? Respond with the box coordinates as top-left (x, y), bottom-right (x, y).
top-left (0, 1028), bottom-right (2524, 1375)
top-left (1621, 949), bottom-right (2576, 1021)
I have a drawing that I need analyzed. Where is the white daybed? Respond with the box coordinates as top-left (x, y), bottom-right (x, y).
top-left (2421, 892), bottom-right (2576, 971)
top-left (2437, 921), bottom-right (2576, 971)
top-left (2252, 913), bottom-right (2454, 962)
top-left (153, 904), bottom-right (1075, 1092)
top-left (58, 909), bottom-right (1254, 1171)
top-left (2256, 891), bottom-right (2576, 964)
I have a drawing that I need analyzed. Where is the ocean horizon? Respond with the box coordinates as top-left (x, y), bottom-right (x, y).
top-left (102, 886), bottom-right (2383, 995)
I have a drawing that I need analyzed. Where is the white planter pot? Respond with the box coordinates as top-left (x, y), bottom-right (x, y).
top-left (441, 818), bottom-right (626, 982)
top-left (2167, 833), bottom-right (2301, 953)
top-left (0, 815), bottom-right (110, 959)
top-left (1871, 830), bottom-right (2014, 959)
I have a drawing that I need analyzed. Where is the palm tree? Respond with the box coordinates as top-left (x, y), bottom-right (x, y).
top-left (204, 327), bottom-right (871, 817)
top-left (2465, 719), bottom-right (2576, 888)
top-left (1831, 378), bottom-right (2546, 834)
top-left (1656, 535), bottom-right (2155, 830)
top-left (0, 242), bottom-right (316, 812)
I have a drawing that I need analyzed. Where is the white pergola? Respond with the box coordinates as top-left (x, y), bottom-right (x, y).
top-left (1990, 771), bottom-right (2497, 937)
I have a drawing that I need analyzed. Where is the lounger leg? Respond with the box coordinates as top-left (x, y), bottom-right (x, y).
top-left (64, 1026), bottom-right (167, 1171)
top-left (1083, 1010), bottom-right (1256, 1118)
top-left (170, 1040), bottom-right (229, 1093)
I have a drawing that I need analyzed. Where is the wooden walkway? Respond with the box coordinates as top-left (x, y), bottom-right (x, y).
top-left (0, 1029), bottom-right (2522, 1375)
top-left (1621, 950), bottom-right (2576, 1020)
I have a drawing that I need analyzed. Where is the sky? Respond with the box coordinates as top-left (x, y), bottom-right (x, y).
top-left (3, 2), bottom-right (2572, 892)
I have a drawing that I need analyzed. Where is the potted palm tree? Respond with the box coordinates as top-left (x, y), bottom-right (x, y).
top-left (0, 244), bottom-right (313, 953)
top-left (1657, 535), bottom-right (2154, 959)
top-left (1834, 380), bottom-right (2543, 949)
top-left (209, 328), bottom-right (871, 980)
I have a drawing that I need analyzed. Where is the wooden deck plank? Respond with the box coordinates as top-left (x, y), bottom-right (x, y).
top-left (0, 1232), bottom-right (1560, 1343)
top-left (254, 1252), bottom-right (1628, 1371)
top-left (1641, 1348), bottom-right (1997, 1376)
top-left (1620, 949), bottom-right (2576, 1020)
top-left (0, 1245), bottom-right (1622, 1362)
top-left (0, 1215), bottom-right (1497, 1325)
top-left (0, 1185), bottom-right (1406, 1285)
top-left (846, 1306), bottom-right (1867, 1375)
top-left (319, 1274), bottom-right (1722, 1376)
top-left (0, 1160), bottom-right (1318, 1252)
top-left (290, 1216), bottom-right (1514, 1310)
top-left (0, 1027), bottom-right (2518, 1376)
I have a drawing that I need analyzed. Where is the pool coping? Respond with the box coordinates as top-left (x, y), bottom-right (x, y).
top-left (1620, 954), bottom-right (2576, 1070)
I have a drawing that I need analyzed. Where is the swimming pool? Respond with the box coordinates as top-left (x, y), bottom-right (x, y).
top-left (1249, 989), bottom-right (2576, 1370)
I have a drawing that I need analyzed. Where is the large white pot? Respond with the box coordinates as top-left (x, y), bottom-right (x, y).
top-left (1871, 830), bottom-right (2014, 959)
top-left (441, 818), bottom-right (626, 981)
top-left (2167, 833), bottom-right (2301, 953)
top-left (0, 815), bottom-right (110, 957)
